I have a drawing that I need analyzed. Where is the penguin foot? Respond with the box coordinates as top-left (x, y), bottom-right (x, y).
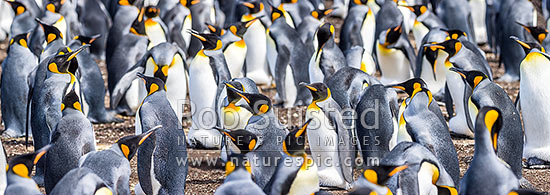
top-left (524, 157), bottom-right (550, 169)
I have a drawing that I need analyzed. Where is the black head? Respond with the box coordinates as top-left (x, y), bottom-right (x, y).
top-left (180, 0), bottom-right (200, 7)
top-left (510, 36), bottom-right (545, 54)
top-left (206, 23), bottom-right (225, 36)
top-left (310, 8), bottom-right (333, 20)
top-left (382, 24), bottom-right (403, 46)
top-left (444, 29), bottom-right (467, 40)
top-left (46, 0), bottom-right (65, 13)
top-left (301, 82), bottom-right (331, 102)
top-left (116, 125), bottom-right (161, 160)
top-left (189, 30), bottom-right (222, 50)
top-left (118, 0), bottom-right (139, 6)
top-left (144, 6), bottom-right (160, 18)
top-left (352, 0), bottom-right (367, 5)
top-left (225, 153), bottom-right (251, 176)
top-left (137, 72), bottom-right (166, 96)
top-left (423, 39), bottom-right (462, 57)
top-left (47, 45), bottom-right (87, 74)
top-left (385, 78), bottom-right (427, 96)
top-left (437, 186), bottom-right (458, 195)
top-left (475, 106), bottom-right (502, 153)
top-left (6, 0), bottom-right (26, 16)
top-left (405, 5), bottom-right (428, 16)
top-left (130, 7), bottom-right (147, 36)
top-left (229, 18), bottom-right (258, 37)
top-left (449, 67), bottom-right (488, 89)
top-left (224, 81), bottom-right (245, 103)
top-left (36, 19), bottom-right (63, 44)
top-left (61, 85), bottom-right (82, 112)
top-left (9, 32), bottom-right (29, 48)
top-left (282, 119), bottom-right (311, 157)
top-left (516, 22), bottom-right (548, 44)
top-left (316, 23), bottom-right (335, 49)
top-left (7, 145), bottom-right (51, 178)
top-left (270, 6), bottom-right (285, 22)
top-left (217, 128), bottom-right (258, 154)
top-left (73, 34), bottom-right (101, 46)
top-left (241, 1), bottom-right (263, 14)
top-left (363, 164), bottom-right (408, 185)
top-left (229, 88), bottom-right (272, 115)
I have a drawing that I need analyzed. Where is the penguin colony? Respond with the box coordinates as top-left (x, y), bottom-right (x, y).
top-left (0, 0), bottom-right (549, 194)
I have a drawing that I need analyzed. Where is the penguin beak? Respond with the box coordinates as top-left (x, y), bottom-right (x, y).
top-left (242, 2), bottom-right (254, 8)
top-left (295, 119), bottom-right (312, 138)
top-left (300, 82), bottom-right (317, 92)
top-left (224, 81), bottom-right (238, 89)
top-left (388, 164), bottom-right (408, 176)
top-left (245, 18), bottom-right (258, 28)
top-left (449, 67), bottom-right (467, 79)
top-left (34, 145), bottom-right (52, 165)
top-left (188, 30), bottom-right (206, 41)
top-left (138, 125), bottom-right (162, 145)
top-left (515, 21), bottom-right (531, 33)
top-left (66, 45), bottom-right (89, 62)
top-left (385, 84), bottom-right (406, 91)
top-left (423, 43), bottom-right (445, 50)
top-left (510, 36), bottom-right (531, 50)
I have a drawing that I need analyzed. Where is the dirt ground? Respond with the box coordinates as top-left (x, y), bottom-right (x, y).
top-left (0, 16), bottom-right (549, 195)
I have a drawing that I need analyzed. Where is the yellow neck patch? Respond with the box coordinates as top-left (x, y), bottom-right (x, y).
top-left (148, 83), bottom-right (159, 95)
top-left (120, 144), bottom-right (130, 159)
top-left (364, 169), bottom-right (378, 184)
top-left (225, 161), bottom-right (235, 176)
top-left (13, 164), bottom-right (29, 178)
top-left (235, 39), bottom-right (246, 48)
top-left (47, 34), bottom-right (57, 44)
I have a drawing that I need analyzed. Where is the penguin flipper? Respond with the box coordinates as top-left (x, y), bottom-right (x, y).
top-left (396, 37), bottom-right (417, 74)
top-left (174, 44), bottom-right (189, 72)
top-left (462, 83), bottom-right (474, 132)
top-left (110, 64), bottom-right (146, 109)
top-left (274, 47), bottom-right (292, 105)
top-left (25, 67), bottom-right (38, 147)
top-left (444, 83), bottom-right (454, 118)
top-left (515, 90), bottom-right (521, 112)
top-left (324, 106), bottom-right (354, 184)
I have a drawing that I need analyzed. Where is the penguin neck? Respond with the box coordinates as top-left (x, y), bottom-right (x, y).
top-left (110, 143), bottom-right (127, 159)
top-left (225, 168), bottom-right (252, 182)
top-left (62, 107), bottom-right (82, 116)
top-left (473, 128), bottom-right (497, 158)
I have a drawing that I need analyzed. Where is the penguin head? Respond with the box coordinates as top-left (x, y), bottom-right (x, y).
top-left (225, 153), bottom-right (252, 176)
top-left (282, 119), bottom-right (311, 157)
top-left (61, 85), bottom-right (82, 113)
top-left (241, 1), bottom-right (264, 14)
top-left (449, 67), bottom-right (488, 89)
top-left (93, 184), bottom-right (113, 195)
top-left (352, 0), bottom-right (368, 5)
top-left (510, 36), bottom-right (545, 54)
top-left (224, 81), bottom-right (245, 104)
top-left (315, 23), bottom-right (335, 50)
top-left (444, 29), bottom-right (467, 40)
top-left (180, 0), bottom-right (200, 7)
top-left (379, 24), bottom-right (403, 47)
top-left (47, 45), bottom-right (87, 74)
top-left (130, 7), bottom-right (147, 36)
top-left (137, 72), bottom-right (166, 96)
top-left (475, 106), bottom-right (503, 153)
top-left (404, 5), bottom-right (428, 16)
top-left (46, 0), bottom-right (65, 13)
top-left (362, 164), bottom-right (408, 185)
top-left (206, 23), bottom-right (225, 36)
top-left (385, 78), bottom-right (427, 96)
top-left (310, 8), bottom-right (333, 20)
top-left (7, 145), bottom-right (51, 178)
top-left (424, 39), bottom-right (462, 58)
top-left (230, 88), bottom-right (272, 115)
top-left (9, 32), bottom-right (29, 49)
top-left (118, 0), bottom-right (139, 6)
top-left (437, 185), bottom-right (458, 195)
top-left (37, 19), bottom-right (63, 44)
top-left (72, 34), bottom-right (101, 46)
top-left (516, 22), bottom-right (548, 44)
top-left (189, 31), bottom-right (223, 51)
top-left (144, 6), bottom-right (160, 18)
top-left (116, 125), bottom-right (161, 160)
top-left (6, 0), bottom-right (26, 16)
top-left (228, 18), bottom-right (258, 38)
top-left (281, 0), bottom-right (297, 4)
top-left (270, 6), bottom-right (285, 22)
top-left (301, 82), bottom-right (331, 103)
top-left (216, 128), bottom-right (258, 154)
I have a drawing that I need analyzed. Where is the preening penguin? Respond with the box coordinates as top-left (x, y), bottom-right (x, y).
top-left (376, 23), bottom-right (416, 84)
top-left (1, 33), bottom-right (37, 138)
top-left (5, 145), bottom-right (50, 195)
top-left (187, 31), bottom-right (231, 149)
top-left (308, 23), bottom-right (347, 82)
top-left (264, 119), bottom-right (319, 195)
top-left (49, 168), bottom-right (113, 195)
top-left (134, 73), bottom-right (188, 195)
top-left (325, 67), bottom-right (381, 109)
top-left (44, 86), bottom-right (96, 194)
top-left (214, 154), bottom-right (265, 195)
top-left (80, 126), bottom-right (159, 195)
top-left (459, 107), bottom-right (519, 195)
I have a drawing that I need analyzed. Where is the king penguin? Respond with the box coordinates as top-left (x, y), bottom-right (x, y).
top-left (142, 5), bottom-right (170, 49)
top-left (80, 126), bottom-right (159, 194)
top-left (49, 168), bottom-right (112, 195)
top-left (220, 78), bottom-right (259, 130)
top-left (223, 19), bottom-right (258, 78)
top-left (162, 0), bottom-right (196, 52)
top-left (404, 4), bottom-right (446, 47)
top-left (298, 8), bottom-right (332, 52)
top-left (44, 86), bottom-right (96, 193)
top-left (376, 23), bottom-right (416, 84)
top-left (5, 145), bottom-right (50, 195)
top-left (414, 28), bottom-right (449, 96)
top-left (105, 0), bottom-right (140, 62)
top-left (1, 33), bottom-right (37, 137)
top-left (459, 107), bottom-right (519, 195)
top-left (187, 31), bottom-right (231, 149)
top-left (308, 23), bottom-right (347, 82)
top-left (241, 1), bottom-right (272, 85)
top-left (263, 119), bottom-right (320, 195)
top-left (303, 82), bottom-right (354, 189)
top-left (214, 154), bottom-right (265, 195)
top-left (340, 0), bottom-right (376, 56)
top-left (134, 73), bottom-right (188, 195)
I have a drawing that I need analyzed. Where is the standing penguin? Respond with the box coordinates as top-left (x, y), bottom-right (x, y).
top-left (376, 23), bottom-right (416, 84)
top-left (404, 4), bottom-right (446, 47)
top-left (1, 33), bottom-right (37, 138)
top-left (267, 6), bottom-right (311, 107)
top-left (5, 145), bottom-right (50, 195)
top-left (134, 73), bottom-right (188, 195)
top-left (80, 126), bottom-right (159, 194)
top-left (69, 35), bottom-right (121, 123)
top-left (214, 154), bottom-right (265, 195)
top-left (187, 31), bottom-right (231, 149)
top-left (44, 86), bottom-right (96, 194)
top-left (49, 168), bottom-right (112, 195)
top-left (514, 42), bottom-right (550, 168)
top-left (303, 82), bottom-right (354, 189)
top-left (241, 1), bottom-right (272, 85)
top-left (105, 0), bottom-right (140, 62)
top-left (263, 119), bottom-right (320, 195)
top-left (230, 89), bottom-right (287, 189)
top-left (223, 19), bottom-right (258, 78)
top-left (77, 0), bottom-right (112, 59)
top-left (374, 0), bottom-right (402, 45)
top-left (162, 0), bottom-right (196, 52)
top-left (340, 0), bottom-right (376, 56)
top-left (308, 23), bottom-right (347, 83)
top-left (142, 6), bottom-right (170, 49)
top-left (414, 29), bottom-right (449, 96)
top-left (460, 107), bottom-right (519, 195)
